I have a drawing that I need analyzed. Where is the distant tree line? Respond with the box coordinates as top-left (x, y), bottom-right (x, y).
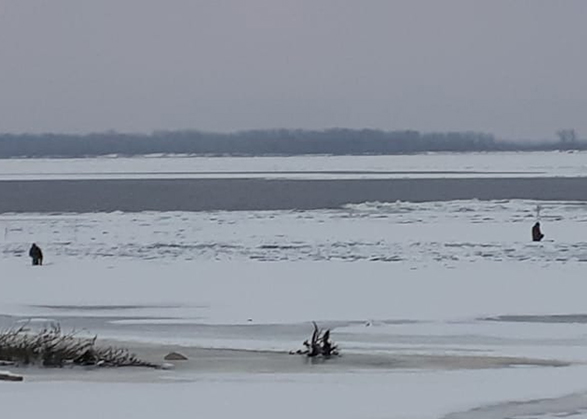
top-left (0, 129), bottom-right (584, 158)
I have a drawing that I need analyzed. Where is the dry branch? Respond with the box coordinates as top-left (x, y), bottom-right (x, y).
top-left (0, 325), bottom-right (158, 368)
top-left (291, 322), bottom-right (339, 358)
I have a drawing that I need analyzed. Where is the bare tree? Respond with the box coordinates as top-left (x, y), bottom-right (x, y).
top-left (557, 129), bottom-right (577, 145)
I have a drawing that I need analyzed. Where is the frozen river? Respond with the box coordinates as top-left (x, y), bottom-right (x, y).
top-left (0, 151), bottom-right (586, 180)
top-left (1, 152), bottom-right (586, 213)
top-left (1, 177), bottom-right (587, 212)
top-left (2, 153), bottom-right (587, 419)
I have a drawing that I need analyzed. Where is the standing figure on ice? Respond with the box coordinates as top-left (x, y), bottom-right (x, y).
top-left (29, 243), bottom-right (43, 266)
top-left (532, 222), bottom-right (544, 242)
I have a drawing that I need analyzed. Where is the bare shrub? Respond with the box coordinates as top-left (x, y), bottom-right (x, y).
top-left (0, 325), bottom-right (157, 368)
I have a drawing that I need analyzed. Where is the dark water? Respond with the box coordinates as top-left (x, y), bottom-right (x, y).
top-left (1, 177), bottom-right (587, 213)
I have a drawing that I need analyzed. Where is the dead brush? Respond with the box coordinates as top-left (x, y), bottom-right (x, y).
top-left (0, 324), bottom-right (157, 368)
top-left (291, 322), bottom-right (339, 358)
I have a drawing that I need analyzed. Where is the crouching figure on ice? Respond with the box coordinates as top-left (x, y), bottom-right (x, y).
top-left (29, 243), bottom-right (43, 266)
top-left (532, 222), bottom-right (544, 242)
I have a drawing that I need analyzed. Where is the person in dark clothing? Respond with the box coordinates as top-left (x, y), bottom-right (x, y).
top-left (532, 222), bottom-right (544, 242)
top-left (29, 243), bottom-right (43, 266)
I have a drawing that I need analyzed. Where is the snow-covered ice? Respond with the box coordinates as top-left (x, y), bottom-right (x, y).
top-left (3, 150), bottom-right (587, 418)
top-left (2, 196), bottom-right (587, 418)
top-left (2, 199), bottom-right (587, 264)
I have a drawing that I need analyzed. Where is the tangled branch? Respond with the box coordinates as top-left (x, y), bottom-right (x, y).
top-left (0, 325), bottom-right (157, 368)
top-left (291, 322), bottom-right (339, 358)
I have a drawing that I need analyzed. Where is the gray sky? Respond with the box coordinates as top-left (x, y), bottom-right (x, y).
top-left (0, 0), bottom-right (585, 139)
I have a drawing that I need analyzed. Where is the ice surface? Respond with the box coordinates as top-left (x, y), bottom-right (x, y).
top-left (3, 368), bottom-right (587, 419)
top-left (0, 151), bottom-right (586, 180)
top-left (2, 191), bottom-right (587, 417)
top-left (2, 199), bottom-right (587, 264)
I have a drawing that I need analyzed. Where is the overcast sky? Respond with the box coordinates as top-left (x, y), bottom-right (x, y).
top-left (0, 1), bottom-right (585, 139)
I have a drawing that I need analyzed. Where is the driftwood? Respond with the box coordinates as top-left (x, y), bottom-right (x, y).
top-left (0, 325), bottom-right (158, 369)
top-left (0, 370), bottom-right (23, 382)
top-left (291, 322), bottom-right (339, 358)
